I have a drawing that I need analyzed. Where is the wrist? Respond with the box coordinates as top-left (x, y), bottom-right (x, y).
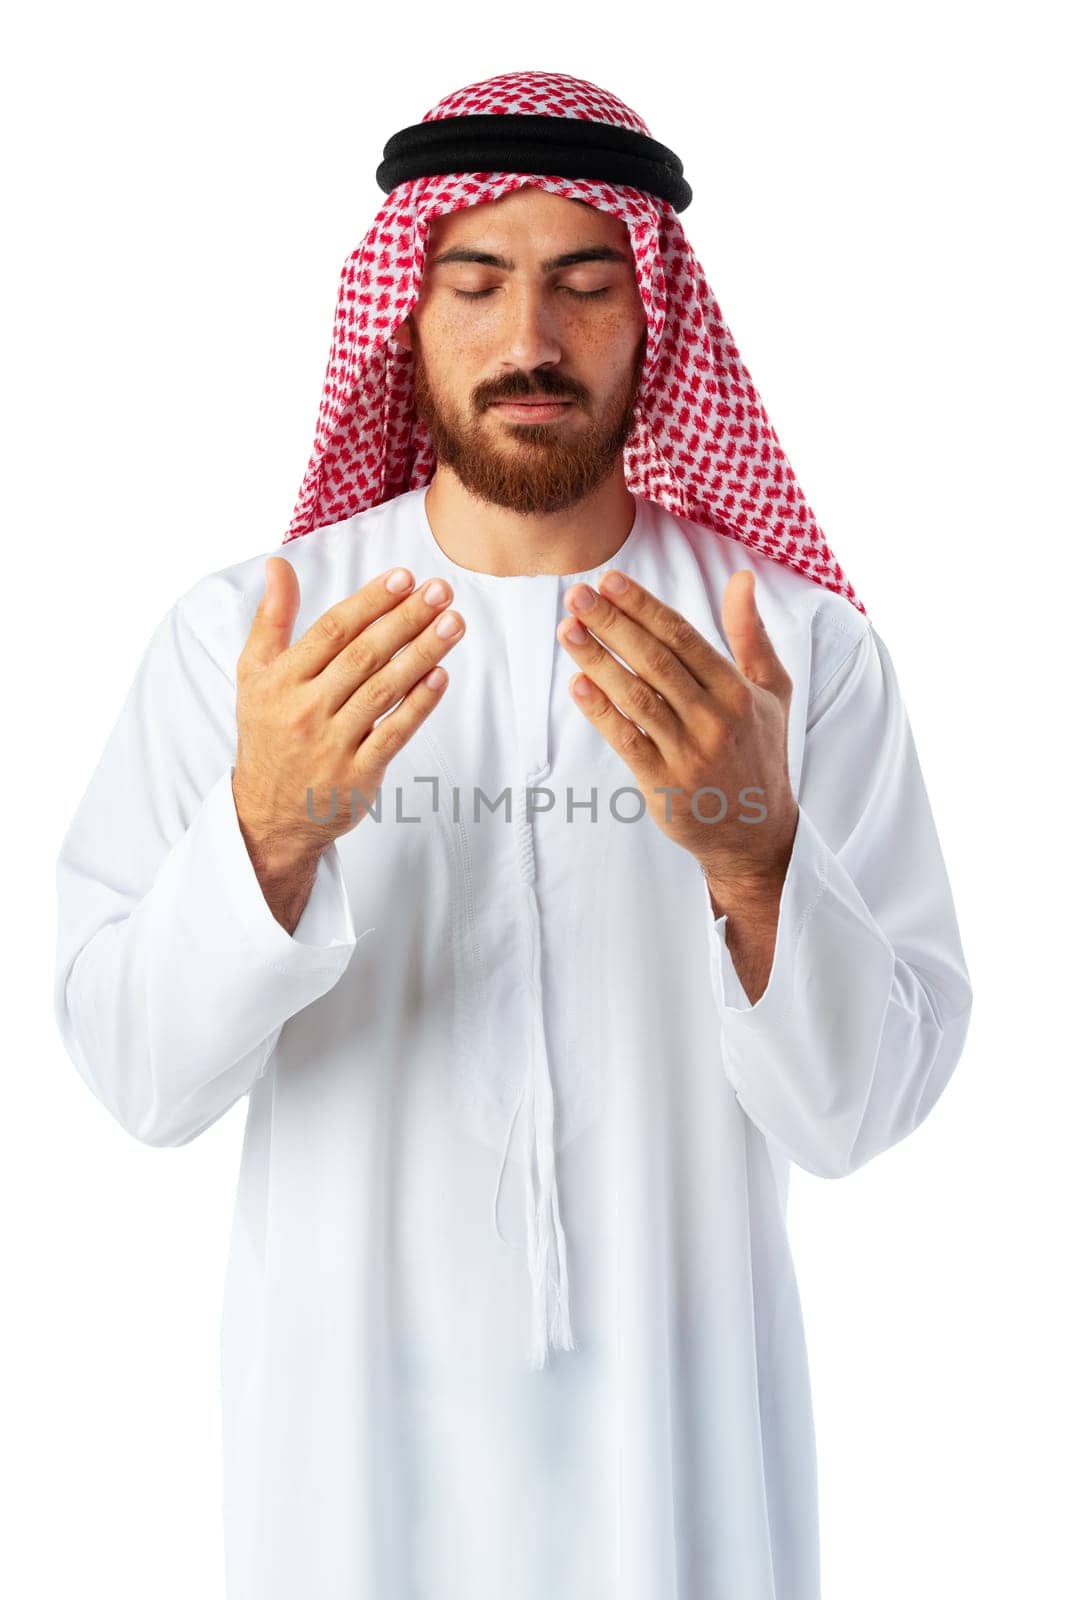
top-left (232, 776), bottom-right (326, 872)
top-left (700, 806), bottom-right (799, 915)
top-left (700, 859), bottom-right (788, 918)
top-left (241, 825), bottom-right (326, 883)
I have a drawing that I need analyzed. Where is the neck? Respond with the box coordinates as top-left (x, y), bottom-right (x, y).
top-left (423, 460), bottom-right (636, 577)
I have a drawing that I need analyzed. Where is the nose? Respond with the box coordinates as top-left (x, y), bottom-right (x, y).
top-left (499, 284), bottom-right (564, 375)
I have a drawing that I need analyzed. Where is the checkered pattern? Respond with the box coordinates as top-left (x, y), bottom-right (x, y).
top-left (283, 70), bottom-right (864, 615)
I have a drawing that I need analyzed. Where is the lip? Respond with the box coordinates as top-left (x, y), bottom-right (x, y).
top-left (491, 400), bottom-right (574, 421)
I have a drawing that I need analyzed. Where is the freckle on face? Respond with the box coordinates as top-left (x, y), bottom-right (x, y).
top-left (407, 307), bottom-right (648, 515)
top-left (406, 191), bottom-right (647, 511)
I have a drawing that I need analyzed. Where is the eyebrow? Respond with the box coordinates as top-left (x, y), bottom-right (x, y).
top-left (428, 245), bottom-right (632, 272)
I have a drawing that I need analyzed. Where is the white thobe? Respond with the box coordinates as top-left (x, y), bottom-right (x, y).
top-left (53, 484), bottom-right (973, 1600)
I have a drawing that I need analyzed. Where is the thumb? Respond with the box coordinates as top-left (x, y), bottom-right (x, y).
top-left (241, 556), bottom-right (301, 675)
top-left (722, 569), bottom-right (788, 692)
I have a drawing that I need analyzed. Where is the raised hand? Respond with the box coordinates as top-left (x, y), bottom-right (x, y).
top-left (232, 559), bottom-right (465, 896)
top-left (557, 565), bottom-right (799, 903)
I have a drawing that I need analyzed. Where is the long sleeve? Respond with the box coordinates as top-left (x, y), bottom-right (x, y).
top-left (705, 621), bottom-right (973, 1180)
top-left (53, 589), bottom-right (366, 1148)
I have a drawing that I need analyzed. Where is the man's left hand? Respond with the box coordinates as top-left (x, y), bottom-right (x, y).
top-left (557, 566), bottom-right (800, 907)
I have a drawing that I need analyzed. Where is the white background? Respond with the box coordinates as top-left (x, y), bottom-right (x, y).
top-left (3, 2), bottom-right (1062, 1595)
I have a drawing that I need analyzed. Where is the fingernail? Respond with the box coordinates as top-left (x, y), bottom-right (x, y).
top-left (424, 580), bottom-right (448, 605)
top-left (386, 567), bottom-right (413, 592)
top-left (570, 584), bottom-right (594, 611)
top-left (436, 611), bottom-right (461, 638)
top-left (600, 571), bottom-right (627, 596)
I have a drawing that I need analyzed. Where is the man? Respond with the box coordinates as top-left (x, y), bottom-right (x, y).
top-left (53, 69), bottom-right (973, 1600)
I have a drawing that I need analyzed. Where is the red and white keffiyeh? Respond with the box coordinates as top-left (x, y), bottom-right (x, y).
top-left (282, 69), bottom-right (864, 618)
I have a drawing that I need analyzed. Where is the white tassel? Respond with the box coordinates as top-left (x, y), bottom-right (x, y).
top-left (521, 879), bottom-right (576, 1371)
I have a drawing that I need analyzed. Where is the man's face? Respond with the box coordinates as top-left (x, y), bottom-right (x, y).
top-left (395, 186), bottom-right (649, 515)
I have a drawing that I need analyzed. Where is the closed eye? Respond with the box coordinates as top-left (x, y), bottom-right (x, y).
top-left (452, 287), bottom-right (610, 300)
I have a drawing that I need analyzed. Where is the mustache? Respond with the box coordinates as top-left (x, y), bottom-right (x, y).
top-left (476, 375), bottom-right (586, 409)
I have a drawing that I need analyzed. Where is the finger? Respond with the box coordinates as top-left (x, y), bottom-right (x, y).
top-left (584, 569), bottom-right (745, 702)
top-left (239, 557), bottom-right (301, 679)
top-left (355, 663), bottom-right (450, 791)
top-left (334, 599), bottom-right (465, 733)
top-left (721, 570), bottom-right (791, 693)
top-left (560, 580), bottom-right (703, 727)
top-left (284, 566), bottom-right (419, 680)
top-left (319, 577), bottom-right (458, 713)
top-left (568, 670), bottom-right (659, 780)
top-left (557, 613), bottom-right (682, 756)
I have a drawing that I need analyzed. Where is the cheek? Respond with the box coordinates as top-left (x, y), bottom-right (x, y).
top-left (579, 310), bottom-right (646, 385)
top-left (419, 305), bottom-right (495, 372)
top-left (415, 296), bottom-right (646, 390)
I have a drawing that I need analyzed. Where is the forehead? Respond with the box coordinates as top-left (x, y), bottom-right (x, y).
top-left (425, 186), bottom-right (632, 255)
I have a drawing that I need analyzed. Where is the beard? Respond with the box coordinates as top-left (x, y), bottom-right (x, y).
top-left (408, 324), bottom-right (648, 516)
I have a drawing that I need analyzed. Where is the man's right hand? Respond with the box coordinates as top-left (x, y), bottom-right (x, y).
top-left (232, 558), bottom-right (465, 892)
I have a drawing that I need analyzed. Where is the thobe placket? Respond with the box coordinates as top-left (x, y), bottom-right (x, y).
top-left (490, 579), bottom-right (576, 1370)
